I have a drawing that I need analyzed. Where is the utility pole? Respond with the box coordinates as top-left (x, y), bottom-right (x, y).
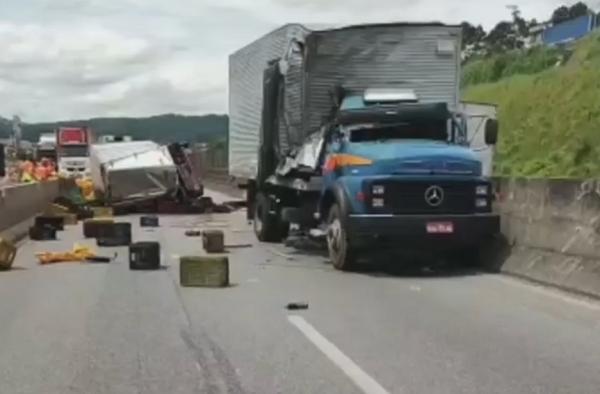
top-left (11, 115), bottom-right (21, 155)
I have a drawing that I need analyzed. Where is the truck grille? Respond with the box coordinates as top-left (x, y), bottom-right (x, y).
top-left (368, 180), bottom-right (478, 215)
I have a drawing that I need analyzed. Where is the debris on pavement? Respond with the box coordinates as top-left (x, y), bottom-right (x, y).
top-left (224, 243), bottom-right (253, 249)
top-left (180, 256), bottom-right (229, 287)
top-left (44, 203), bottom-right (70, 216)
top-left (267, 248), bottom-right (295, 261)
top-left (29, 225), bottom-right (57, 241)
top-left (286, 302), bottom-right (309, 310)
top-left (203, 230), bottom-right (225, 254)
top-left (83, 218), bottom-right (114, 238)
top-left (140, 216), bottom-right (159, 227)
top-left (36, 244), bottom-right (98, 264)
top-left (86, 253), bottom-right (117, 264)
top-left (95, 222), bottom-right (132, 247)
top-left (129, 242), bottom-right (161, 270)
top-left (185, 230), bottom-right (202, 237)
top-left (0, 238), bottom-right (17, 270)
top-left (35, 216), bottom-right (65, 231)
top-left (284, 234), bottom-right (326, 252)
top-left (222, 200), bottom-right (247, 209)
top-left (91, 206), bottom-right (113, 218)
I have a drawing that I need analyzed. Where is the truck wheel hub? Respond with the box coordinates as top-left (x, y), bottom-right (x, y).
top-left (255, 209), bottom-right (263, 233)
top-left (327, 218), bottom-right (342, 254)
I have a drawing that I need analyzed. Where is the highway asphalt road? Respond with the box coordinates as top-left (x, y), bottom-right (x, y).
top-left (1, 189), bottom-right (599, 394)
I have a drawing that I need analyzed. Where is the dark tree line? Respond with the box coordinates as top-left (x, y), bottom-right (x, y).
top-left (0, 114), bottom-right (229, 144)
top-left (551, 2), bottom-right (591, 24)
top-left (461, 2), bottom-right (593, 55)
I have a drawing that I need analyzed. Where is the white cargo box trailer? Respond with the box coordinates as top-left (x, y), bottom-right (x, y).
top-left (89, 141), bottom-right (178, 202)
top-left (228, 22), bottom-right (462, 181)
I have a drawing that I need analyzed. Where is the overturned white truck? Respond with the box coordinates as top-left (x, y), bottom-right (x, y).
top-left (89, 141), bottom-right (179, 203)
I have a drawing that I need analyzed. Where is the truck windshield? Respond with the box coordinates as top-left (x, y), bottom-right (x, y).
top-left (347, 120), bottom-right (448, 143)
top-left (60, 145), bottom-right (88, 157)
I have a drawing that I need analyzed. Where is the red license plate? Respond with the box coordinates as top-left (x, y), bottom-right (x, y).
top-left (426, 222), bottom-right (454, 234)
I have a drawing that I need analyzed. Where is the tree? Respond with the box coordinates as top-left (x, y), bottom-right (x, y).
top-left (551, 5), bottom-right (571, 24)
top-left (485, 21), bottom-right (519, 51)
top-left (551, 2), bottom-right (590, 24)
top-left (569, 2), bottom-right (590, 18)
top-left (509, 5), bottom-right (528, 37)
top-left (461, 22), bottom-right (486, 48)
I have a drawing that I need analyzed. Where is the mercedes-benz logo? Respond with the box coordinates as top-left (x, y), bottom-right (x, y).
top-left (424, 185), bottom-right (444, 207)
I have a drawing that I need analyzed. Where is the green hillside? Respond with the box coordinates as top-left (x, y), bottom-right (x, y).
top-left (463, 33), bottom-right (600, 177)
top-left (0, 114), bottom-right (228, 144)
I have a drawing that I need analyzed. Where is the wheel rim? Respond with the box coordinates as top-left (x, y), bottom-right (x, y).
top-left (327, 217), bottom-right (343, 258)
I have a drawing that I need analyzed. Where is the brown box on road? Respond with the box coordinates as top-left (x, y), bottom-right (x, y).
top-left (180, 256), bottom-right (229, 287)
top-left (202, 230), bottom-right (224, 254)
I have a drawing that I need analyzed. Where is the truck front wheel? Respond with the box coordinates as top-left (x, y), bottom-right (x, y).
top-left (326, 204), bottom-right (356, 271)
top-left (254, 192), bottom-right (289, 242)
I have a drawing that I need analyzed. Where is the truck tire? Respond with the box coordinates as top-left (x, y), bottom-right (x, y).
top-left (254, 192), bottom-right (289, 243)
top-left (326, 204), bottom-right (356, 271)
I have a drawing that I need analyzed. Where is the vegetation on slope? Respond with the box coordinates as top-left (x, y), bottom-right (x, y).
top-left (462, 46), bottom-right (570, 87)
top-left (463, 33), bottom-right (600, 177)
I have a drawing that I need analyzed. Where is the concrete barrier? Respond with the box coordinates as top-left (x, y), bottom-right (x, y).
top-left (492, 178), bottom-right (600, 298)
top-left (0, 181), bottom-right (59, 241)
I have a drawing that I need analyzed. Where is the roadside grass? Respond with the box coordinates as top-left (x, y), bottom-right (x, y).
top-left (463, 33), bottom-right (600, 177)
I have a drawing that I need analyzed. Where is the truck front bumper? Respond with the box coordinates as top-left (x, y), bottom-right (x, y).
top-left (346, 213), bottom-right (500, 249)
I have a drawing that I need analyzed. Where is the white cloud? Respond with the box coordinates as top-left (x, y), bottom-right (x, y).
top-left (0, 0), bottom-right (587, 122)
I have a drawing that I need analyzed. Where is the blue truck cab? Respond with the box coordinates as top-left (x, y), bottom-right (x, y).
top-left (316, 89), bottom-right (500, 269)
top-left (251, 87), bottom-right (499, 270)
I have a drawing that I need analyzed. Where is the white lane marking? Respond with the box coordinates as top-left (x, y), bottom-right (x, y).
top-left (288, 315), bottom-right (391, 394)
top-left (493, 275), bottom-right (600, 312)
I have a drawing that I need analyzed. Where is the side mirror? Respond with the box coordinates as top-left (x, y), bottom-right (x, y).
top-left (0, 143), bottom-right (5, 177)
top-left (484, 119), bottom-right (499, 145)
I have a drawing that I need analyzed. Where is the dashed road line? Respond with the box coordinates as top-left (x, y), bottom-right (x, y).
top-left (288, 315), bottom-right (391, 394)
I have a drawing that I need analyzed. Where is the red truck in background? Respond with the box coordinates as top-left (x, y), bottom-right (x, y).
top-left (56, 127), bottom-right (95, 178)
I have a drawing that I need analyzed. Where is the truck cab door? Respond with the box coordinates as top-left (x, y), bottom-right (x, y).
top-left (460, 103), bottom-right (498, 178)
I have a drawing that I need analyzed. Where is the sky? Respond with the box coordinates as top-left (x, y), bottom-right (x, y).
top-left (0, 0), bottom-right (588, 122)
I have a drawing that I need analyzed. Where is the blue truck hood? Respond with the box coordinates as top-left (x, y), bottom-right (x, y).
top-left (344, 140), bottom-right (482, 176)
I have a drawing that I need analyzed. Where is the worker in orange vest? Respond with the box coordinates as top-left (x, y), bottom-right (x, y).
top-left (20, 160), bottom-right (35, 183)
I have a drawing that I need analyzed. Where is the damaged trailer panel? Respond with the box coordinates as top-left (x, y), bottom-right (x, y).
top-left (228, 22), bottom-right (462, 181)
top-left (89, 141), bottom-right (178, 203)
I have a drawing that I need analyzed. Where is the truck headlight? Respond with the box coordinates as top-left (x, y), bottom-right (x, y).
top-left (372, 185), bottom-right (385, 195)
top-left (475, 198), bottom-right (488, 208)
top-left (476, 185), bottom-right (489, 196)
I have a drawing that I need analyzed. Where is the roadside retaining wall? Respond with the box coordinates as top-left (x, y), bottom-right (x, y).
top-left (0, 181), bottom-right (59, 241)
top-left (493, 178), bottom-right (600, 298)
